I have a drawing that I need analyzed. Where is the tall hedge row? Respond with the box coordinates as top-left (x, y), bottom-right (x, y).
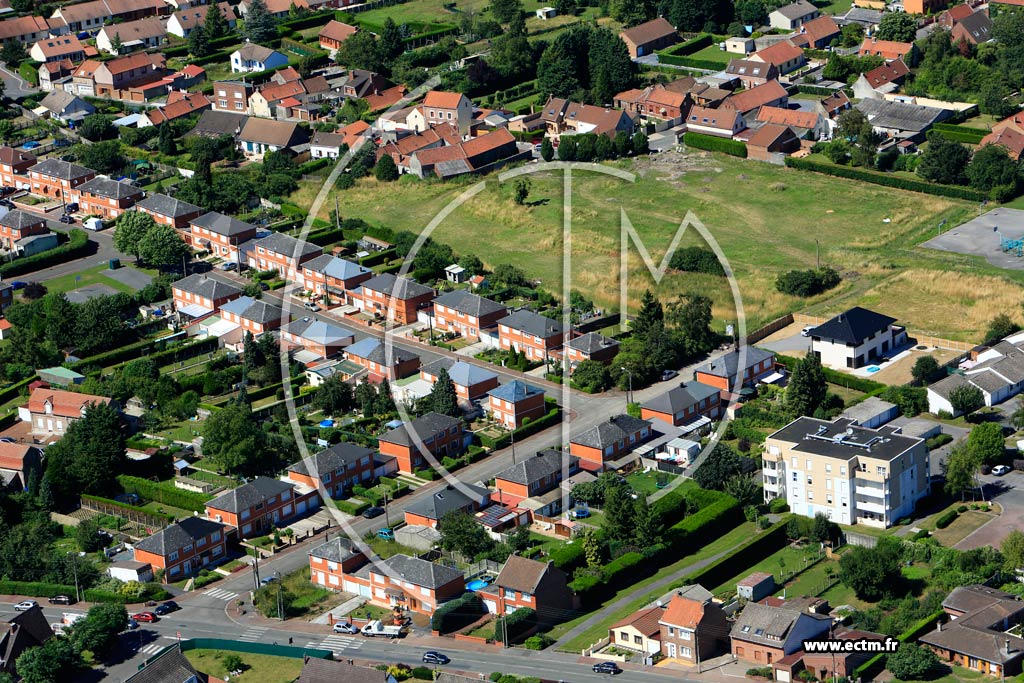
top-left (431, 592), bottom-right (485, 633)
top-left (117, 475), bottom-right (213, 513)
top-left (684, 132), bottom-right (747, 158)
top-left (0, 229), bottom-right (89, 277)
top-left (665, 492), bottom-right (742, 546)
top-left (775, 354), bottom-right (886, 393)
top-left (494, 607), bottom-right (536, 642)
top-left (932, 123), bottom-right (986, 144)
top-left (662, 33), bottom-right (714, 56)
top-left (784, 156), bottom-right (989, 201)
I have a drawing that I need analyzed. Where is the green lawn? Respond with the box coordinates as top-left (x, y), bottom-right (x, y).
top-left (895, 664), bottom-right (991, 683)
top-left (625, 470), bottom-right (676, 495)
top-left (43, 262), bottom-right (158, 294)
top-left (711, 544), bottom-right (825, 596)
top-left (815, 0), bottom-right (853, 14)
top-left (141, 501), bottom-right (195, 519)
top-left (183, 650), bottom-right (303, 683)
top-left (688, 43), bottom-right (734, 66)
top-left (304, 156), bottom-right (996, 340)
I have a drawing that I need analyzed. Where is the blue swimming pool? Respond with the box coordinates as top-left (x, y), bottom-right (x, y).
top-left (865, 365), bottom-right (881, 374)
top-left (466, 575), bottom-right (494, 591)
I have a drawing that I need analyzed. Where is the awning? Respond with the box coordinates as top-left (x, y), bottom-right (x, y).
top-left (201, 317), bottom-right (239, 338)
top-left (759, 371), bottom-right (785, 385)
top-left (178, 303), bottom-right (213, 318)
top-left (677, 415), bottom-right (712, 436)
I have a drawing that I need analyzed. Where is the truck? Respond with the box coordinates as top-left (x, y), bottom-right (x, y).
top-left (360, 619), bottom-right (404, 638)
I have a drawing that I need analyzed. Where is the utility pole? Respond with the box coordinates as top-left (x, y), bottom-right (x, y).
top-left (252, 551), bottom-right (261, 591)
top-left (620, 367), bottom-right (633, 408)
top-left (383, 488), bottom-right (390, 529)
top-left (815, 239), bottom-right (820, 270)
top-left (276, 572), bottom-right (283, 620)
top-left (510, 425), bottom-right (516, 465)
top-left (67, 553), bottom-right (80, 603)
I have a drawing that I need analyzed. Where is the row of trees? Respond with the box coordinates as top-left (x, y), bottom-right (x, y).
top-left (917, 132), bottom-right (1024, 199)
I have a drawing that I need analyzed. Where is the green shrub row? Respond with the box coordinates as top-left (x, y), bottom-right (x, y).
top-left (333, 498), bottom-right (370, 516)
top-left (935, 509), bottom-right (958, 529)
top-left (662, 33), bottom-right (714, 56)
top-left (684, 518), bottom-right (788, 588)
top-left (853, 609), bottom-right (944, 679)
top-left (358, 248), bottom-right (397, 267)
top-left (784, 156), bottom-right (989, 201)
top-left (775, 354), bottom-right (886, 393)
top-left (0, 374), bottom-right (38, 407)
top-left (548, 541), bottom-right (585, 571)
top-left (431, 592), bottom-right (485, 633)
top-left (666, 491), bottom-right (742, 546)
top-left (684, 132), bottom-right (747, 158)
top-left (0, 229), bottom-right (88, 277)
top-left (164, 34), bottom-right (239, 59)
top-left (658, 54), bottom-right (728, 69)
top-left (494, 607), bottom-right (536, 642)
top-left (80, 494), bottom-right (174, 524)
top-left (932, 123), bottom-right (987, 144)
top-left (74, 336), bottom-right (217, 373)
top-left (0, 580), bottom-right (76, 598)
top-left (117, 475), bottom-right (212, 513)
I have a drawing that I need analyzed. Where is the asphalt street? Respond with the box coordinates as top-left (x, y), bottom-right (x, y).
top-left (0, 62), bottom-right (38, 99)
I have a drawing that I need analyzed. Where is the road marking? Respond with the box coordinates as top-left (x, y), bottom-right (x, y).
top-left (139, 643), bottom-right (165, 655)
top-left (238, 627), bottom-right (267, 642)
top-left (318, 635), bottom-right (362, 650)
top-left (203, 587), bottom-right (239, 601)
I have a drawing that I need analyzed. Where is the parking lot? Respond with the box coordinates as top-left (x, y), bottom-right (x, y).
top-left (924, 207), bottom-right (1024, 271)
top-left (955, 470), bottom-right (1024, 549)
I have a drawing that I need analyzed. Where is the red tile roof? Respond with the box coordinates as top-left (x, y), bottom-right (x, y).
top-left (319, 19), bottom-right (357, 43)
top-left (339, 120), bottom-right (370, 148)
top-left (101, 52), bottom-right (164, 75)
top-left (943, 3), bottom-right (975, 21)
top-left (146, 92), bottom-right (211, 125)
top-left (610, 607), bottom-right (663, 638)
top-left (721, 80), bottom-right (788, 114)
top-left (365, 85), bottom-right (406, 111)
top-left (858, 37), bottom-right (914, 60)
top-left (863, 58), bottom-right (909, 88)
top-left (423, 91), bottom-right (467, 110)
top-left (26, 387), bottom-right (111, 418)
top-left (0, 442), bottom-right (32, 471)
top-left (752, 40), bottom-right (804, 67)
top-left (257, 80), bottom-right (305, 103)
top-left (755, 105), bottom-right (819, 130)
top-left (790, 15), bottom-right (839, 46)
top-left (661, 595), bottom-right (706, 629)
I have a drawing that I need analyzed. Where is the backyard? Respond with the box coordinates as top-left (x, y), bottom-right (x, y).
top-left (43, 262), bottom-right (158, 295)
top-left (301, 154), bottom-right (1007, 340)
top-left (183, 649), bottom-right (303, 683)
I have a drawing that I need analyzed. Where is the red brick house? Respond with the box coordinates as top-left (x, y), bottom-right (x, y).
top-left (493, 449), bottom-right (578, 501)
top-left (731, 602), bottom-right (832, 665)
top-left (694, 348), bottom-right (776, 391)
top-left (0, 442), bottom-right (43, 491)
top-left (219, 296), bottom-right (286, 335)
top-left (619, 17), bottom-right (678, 58)
top-left (136, 194), bottom-right (203, 245)
top-left (172, 273), bottom-right (242, 319)
top-left (342, 337), bottom-right (420, 381)
top-left (487, 380), bottom-right (546, 429)
top-left (568, 414), bottom-right (653, 471)
top-left (746, 124), bottom-right (801, 161)
top-left (565, 332), bottom-right (619, 368)
top-left (640, 382), bottom-right (721, 430)
top-left (749, 41), bottom-right (805, 74)
top-left (301, 254), bottom-right (373, 303)
top-left (77, 177), bottom-right (144, 218)
top-left (919, 585), bottom-right (1024, 677)
top-left (724, 59), bottom-right (780, 89)
top-left (379, 412), bottom-right (466, 474)
top-left (401, 482), bottom-right (490, 528)
top-left (498, 309), bottom-right (566, 363)
top-left (0, 210), bottom-right (49, 251)
top-left (858, 37), bottom-right (916, 62)
top-left (286, 442), bottom-right (393, 499)
top-left (132, 517), bottom-right (227, 582)
top-left (308, 536), bottom-right (369, 592)
top-left (189, 211), bottom-right (257, 264)
top-left (789, 15), bottom-right (840, 49)
top-left (773, 629), bottom-right (889, 682)
top-left (420, 359), bottom-right (499, 405)
top-left (318, 20), bottom-right (357, 50)
top-left (0, 146), bottom-right (35, 190)
top-left (659, 594), bottom-right (730, 663)
top-left (432, 289), bottom-right (508, 340)
top-left (720, 80), bottom-right (790, 116)
top-left (248, 232), bottom-right (321, 283)
top-left (28, 159), bottom-right (96, 203)
top-left (211, 80), bottom-right (254, 114)
top-left (481, 555), bottom-right (573, 620)
top-left (938, 3), bottom-right (974, 27)
top-left (205, 476), bottom-right (317, 538)
top-left (18, 388), bottom-right (113, 438)
top-left (280, 317), bottom-right (354, 360)
top-left (612, 84), bottom-right (690, 121)
top-left (354, 274), bottom-right (435, 325)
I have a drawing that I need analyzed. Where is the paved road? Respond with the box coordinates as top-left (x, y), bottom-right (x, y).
top-left (955, 469), bottom-right (1024, 550)
top-left (0, 62), bottom-right (38, 99)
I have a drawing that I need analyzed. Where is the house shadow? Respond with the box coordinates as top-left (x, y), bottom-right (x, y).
top-left (103, 628), bottom-right (162, 667)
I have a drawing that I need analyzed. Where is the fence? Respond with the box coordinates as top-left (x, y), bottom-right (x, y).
top-left (841, 530), bottom-right (879, 548)
top-left (792, 313), bottom-right (976, 352)
top-left (747, 313), bottom-right (795, 345)
top-left (80, 495), bottom-right (172, 529)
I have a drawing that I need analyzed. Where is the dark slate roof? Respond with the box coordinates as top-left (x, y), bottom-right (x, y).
top-left (298, 659), bottom-right (395, 683)
top-left (943, 585), bottom-right (1021, 614)
top-left (308, 536), bottom-right (363, 563)
top-left (187, 109), bottom-right (248, 139)
top-left (773, 0), bottom-right (817, 19)
top-left (133, 517), bottom-right (226, 556)
top-left (288, 442), bottom-right (375, 477)
top-left (382, 553), bottom-right (464, 588)
top-left (172, 273), bottom-right (241, 300)
top-left (30, 158), bottom-right (94, 181)
top-left (343, 337), bottom-right (418, 365)
top-left (694, 347), bottom-right (774, 379)
top-left (570, 414), bottom-right (651, 449)
top-left (219, 295), bottom-right (284, 324)
top-left (566, 332), bottom-right (619, 354)
top-left (498, 309), bottom-right (564, 338)
top-left (379, 412), bottom-right (461, 447)
top-left (360, 273), bottom-right (434, 300)
top-left (0, 209), bottom-right (44, 230)
top-left (206, 476), bottom-right (294, 514)
top-left (136, 193), bottom-right (202, 218)
top-left (79, 177), bottom-right (142, 200)
top-left (494, 449), bottom-right (576, 485)
top-left (0, 604), bottom-right (52, 673)
top-left (304, 253), bottom-right (370, 280)
top-left (732, 601), bottom-right (829, 646)
top-left (255, 232), bottom-right (321, 259)
top-left (810, 306), bottom-right (896, 345)
top-left (124, 645), bottom-right (199, 683)
top-left (433, 289), bottom-right (507, 318)
top-left (487, 380), bottom-right (543, 403)
top-left (190, 211), bottom-right (257, 237)
top-left (855, 98), bottom-right (950, 133)
top-left (420, 357), bottom-right (455, 377)
top-left (402, 482), bottom-right (489, 520)
top-left (768, 416), bottom-right (922, 462)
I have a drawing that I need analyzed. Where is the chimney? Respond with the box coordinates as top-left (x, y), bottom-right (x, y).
top-left (1007, 639), bottom-right (1013, 655)
top-left (937, 620), bottom-right (941, 631)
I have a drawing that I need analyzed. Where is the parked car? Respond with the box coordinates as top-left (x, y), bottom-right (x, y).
top-left (259, 576), bottom-right (278, 586)
top-left (14, 600), bottom-right (38, 611)
top-left (65, 203), bottom-right (78, 213)
top-left (132, 612), bottom-right (158, 623)
top-left (993, 465), bottom-right (1011, 476)
top-left (362, 506), bottom-right (384, 519)
top-left (59, 214), bottom-right (74, 224)
top-left (333, 622), bottom-right (358, 634)
top-left (258, 282), bottom-right (269, 291)
top-left (48, 595), bottom-right (73, 605)
top-left (422, 652), bottom-right (450, 665)
top-left (304, 301), bottom-right (321, 312)
top-left (9, 281), bottom-right (26, 290)
top-left (801, 326), bottom-right (815, 337)
top-left (660, 369), bottom-right (678, 381)
top-left (220, 262), bottom-right (238, 271)
top-left (125, 619), bottom-right (139, 630)
top-left (153, 601), bottom-right (179, 615)
top-left (0, 186), bottom-right (14, 196)
top-left (592, 662), bottom-right (621, 675)
top-left (377, 527), bottom-right (395, 540)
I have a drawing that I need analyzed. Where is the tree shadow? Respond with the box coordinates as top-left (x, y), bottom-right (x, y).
top-left (526, 198), bottom-right (549, 207)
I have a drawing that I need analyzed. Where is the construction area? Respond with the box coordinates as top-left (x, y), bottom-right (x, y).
top-left (923, 207), bottom-right (1024, 270)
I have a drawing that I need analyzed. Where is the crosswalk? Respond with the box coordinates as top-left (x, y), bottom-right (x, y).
top-left (139, 643), bottom-right (165, 656)
top-left (306, 634), bottom-right (364, 652)
top-left (239, 627), bottom-right (268, 643)
top-left (203, 587), bottom-right (239, 601)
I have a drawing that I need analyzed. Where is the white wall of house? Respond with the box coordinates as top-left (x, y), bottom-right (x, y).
top-left (812, 326), bottom-right (903, 370)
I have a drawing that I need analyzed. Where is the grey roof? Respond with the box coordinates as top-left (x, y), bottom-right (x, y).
top-left (311, 131), bottom-right (346, 149)
top-left (255, 232), bottom-right (321, 259)
top-left (855, 98), bottom-right (951, 133)
top-left (433, 289), bottom-right (507, 318)
top-left (570, 414), bottom-right (651, 449)
top-left (643, 382), bottom-right (720, 414)
top-left (811, 306), bottom-right (896, 345)
top-left (304, 253), bottom-right (370, 280)
top-left (136, 193), bottom-right (202, 218)
top-left (124, 645), bottom-right (199, 683)
top-left (288, 442), bottom-right (375, 477)
top-left (839, 396), bottom-right (897, 425)
top-left (308, 535), bottom-right (363, 563)
top-left (0, 604), bottom-right (53, 675)
top-left (0, 209), bottom-right (44, 230)
top-left (964, 369), bottom-right (1011, 394)
top-left (172, 273), bottom-right (241, 300)
top-left (29, 158), bottom-right (94, 181)
top-left (943, 585), bottom-right (1021, 614)
top-left (919, 586), bottom-right (1024, 665)
top-left (732, 601), bottom-right (829, 646)
top-left (929, 372), bottom-right (973, 400)
top-left (420, 357), bottom-right (455, 377)
top-left (446, 361), bottom-right (497, 387)
top-left (206, 476), bottom-right (294, 514)
top-left (498, 309), bottom-right (564, 339)
top-left (494, 449), bottom-right (577, 485)
top-left (133, 517), bottom-right (226, 556)
top-left (957, 11), bottom-right (992, 41)
top-left (380, 412), bottom-right (462, 447)
top-left (772, 0), bottom-right (817, 19)
top-left (767, 416), bottom-right (923, 462)
top-left (188, 109), bottom-right (248, 139)
top-left (841, 7), bottom-right (883, 24)
top-left (79, 177), bottom-right (142, 200)
top-left (566, 332), bottom-right (619, 355)
top-left (235, 43), bottom-right (280, 62)
top-left (282, 317), bottom-right (352, 345)
top-left (40, 89), bottom-right (91, 115)
top-left (402, 482), bottom-right (489, 520)
top-left (343, 337), bottom-right (418, 365)
top-left (298, 659), bottom-right (395, 683)
top-left (487, 380), bottom-right (544, 403)
top-left (694, 347), bottom-right (774, 380)
top-left (381, 553), bottom-right (464, 589)
top-left (191, 211), bottom-right (257, 237)
top-left (360, 273), bottom-right (434, 300)
top-left (219, 296), bottom-right (284, 324)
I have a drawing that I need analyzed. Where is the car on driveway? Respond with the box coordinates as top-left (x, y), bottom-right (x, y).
top-left (333, 622), bottom-right (358, 634)
top-left (48, 595), bottom-right (72, 605)
top-left (661, 369), bottom-right (678, 381)
top-left (362, 506), bottom-right (384, 519)
top-left (994, 465), bottom-right (1012, 476)
top-left (132, 612), bottom-right (158, 623)
top-left (422, 651), bottom-right (450, 665)
top-left (14, 600), bottom-right (38, 611)
top-left (59, 214), bottom-right (74, 224)
top-left (801, 326), bottom-right (815, 337)
top-left (592, 662), bottom-right (621, 675)
top-left (220, 262), bottom-right (238, 271)
top-left (153, 601), bottom-right (179, 615)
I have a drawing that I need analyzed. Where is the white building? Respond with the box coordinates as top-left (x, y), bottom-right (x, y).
top-left (809, 306), bottom-right (906, 370)
top-left (928, 332), bottom-right (1024, 415)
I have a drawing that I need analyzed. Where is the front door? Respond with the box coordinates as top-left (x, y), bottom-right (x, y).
top-left (667, 643), bottom-right (676, 658)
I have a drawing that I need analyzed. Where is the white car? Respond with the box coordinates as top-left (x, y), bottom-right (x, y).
top-left (993, 465), bottom-right (1012, 476)
top-left (14, 600), bottom-right (38, 611)
top-left (801, 326), bottom-right (815, 337)
top-left (333, 622), bottom-right (358, 634)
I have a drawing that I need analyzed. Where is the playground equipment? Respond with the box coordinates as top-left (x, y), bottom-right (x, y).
top-left (996, 227), bottom-right (1024, 256)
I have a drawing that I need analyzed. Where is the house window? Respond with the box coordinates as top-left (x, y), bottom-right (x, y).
top-left (504, 588), bottom-right (515, 599)
top-left (168, 551), bottom-right (179, 562)
top-left (681, 631), bottom-right (691, 640)
top-left (620, 631), bottom-right (629, 642)
top-left (634, 635), bottom-right (642, 645)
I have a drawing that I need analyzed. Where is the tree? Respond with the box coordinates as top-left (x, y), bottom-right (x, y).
top-left (512, 177), bottom-right (530, 205)
top-left (735, 0), bottom-right (766, 24)
top-left (572, 360), bottom-right (611, 392)
top-left (16, 637), bottom-right (83, 683)
top-left (314, 375), bottom-right (354, 414)
top-left (138, 222), bottom-right (190, 270)
top-left (602, 478), bottom-right (637, 543)
top-left (493, 263), bottom-right (527, 288)
top-left (188, 25), bottom-right (211, 57)
top-left (374, 154), bottom-right (399, 182)
top-left (839, 22), bottom-right (865, 47)
top-left (244, 0), bottom-right (278, 44)
top-left (812, 512), bottom-right (834, 544)
top-left (458, 253), bottom-right (483, 275)
top-left (336, 30), bottom-right (381, 72)
top-left (944, 443), bottom-right (982, 499)
top-left (835, 108), bottom-right (879, 167)
top-left (839, 537), bottom-right (902, 601)
top-left (985, 313), bottom-right (1021, 345)
top-left (967, 422), bottom-right (1005, 464)
top-left (439, 510), bottom-right (494, 557)
top-left (540, 138), bottom-right (554, 162)
top-left (632, 289), bottom-right (664, 339)
top-left (911, 355), bottom-right (941, 384)
top-left (887, 643), bottom-right (939, 681)
top-left (875, 11), bottom-right (918, 42)
top-left (580, 527), bottom-right (602, 568)
top-left (44, 401), bottom-right (125, 502)
top-left (948, 383), bottom-right (984, 417)
top-left (379, 16), bottom-right (404, 64)
top-left (72, 603), bottom-right (128, 657)
top-left (114, 210), bottom-right (156, 261)
top-left (917, 134), bottom-right (971, 185)
top-left (632, 130), bottom-right (649, 154)
top-left (787, 351), bottom-right (828, 417)
top-left (110, 31), bottom-right (123, 54)
top-left (610, 0), bottom-right (655, 26)
top-left (490, 0), bottom-right (523, 23)
top-left (723, 474), bottom-right (759, 505)
top-left (967, 143), bottom-right (1020, 193)
top-left (157, 124), bottom-right (177, 156)
top-left (78, 114), bottom-right (115, 142)
top-left (0, 40), bottom-right (27, 66)
top-left (75, 517), bottom-right (104, 552)
top-left (77, 139), bottom-right (126, 174)
top-left (487, 13), bottom-right (532, 79)
top-left (693, 443), bottom-right (744, 490)
top-left (1002, 530), bottom-right (1024, 570)
top-left (203, 400), bottom-right (271, 475)
top-left (1012, 403), bottom-right (1024, 431)
top-left (429, 368), bottom-right (460, 417)
top-left (205, 1), bottom-right (230, 40)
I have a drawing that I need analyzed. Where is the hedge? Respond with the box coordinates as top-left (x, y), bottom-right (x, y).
top-left (775, 354), bottom-right (886, 393)
top-left (784, 156), bottom-right (989, 201)
top-left (935, 509), bottom-right (958, 529)
top-left (333, 498), bottom-right (370, 516)
top-left (477, 402), bottom-right (561, 450)
top-left (358, 248), bottom-right (397, 267)
top-left (494, 607), bottom-right (536, 642)
top-left (796, 84), bottom-right (846, 97)
top-left (0, 229), bottom-right (89, 277)
top-left (932, 123), bottom-right (987, 144)
top-left (661, 33), bottom-right (714, 56)
top-left (684, 518), bottom-right (788, 589)
top-left (73, 336), bottom-right (218, 374)
top-left (164, 34), bottom-right (238, 59)
top-left (657, 54), bottom-right (729, 69)
top-left (0, 580), bottom-right (77, 598)
top-left (0, 374), bottom-right (38, 406)
top-left (853, 608), bottom-right (944, 679)
top-left (117, 475), bottom-right (213, 513)
top-left (666, 491), bottom-right (742, 547)
top-left (81, 494), bottom-right (174, 524)
top-left (684, 132), bottom-right (747, 158)
top-left (549, 541), bottom-right (586, 572)
top-left (19, 61), bottom-right (41, 87)
top-left (431, 592), bottom-right (485, 632)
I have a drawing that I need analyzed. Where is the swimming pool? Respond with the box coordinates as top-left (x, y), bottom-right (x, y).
top-left (865, 365), bottom-right (881, 374)
top-left (467, 579), bottom-right (489, 591)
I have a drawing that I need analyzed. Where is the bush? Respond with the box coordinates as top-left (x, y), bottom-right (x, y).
top-left (430, 592), bottom-right (485, 632)
top-left (668, 246), bottom-right (726, 276)
top-left (957, 505), bottom-right (968, 513)
top-left (661, 33), bottom-right (714, 56)
top-left (0, 580), bottom-right (76, 598)
top-left (785, 156), bottom-right (989, 201)
top-left (684, 132), bottom-right (748, 158)
top-left (412, 667), bottom-right (434, 680)
top-left (748, 667), bottom-right (774, 678)
top-left (935, 510), bottom-right (958, 529)
top-left (931, 123), bottom-right (987, 144)
top-left (549, 542), bottom-right (585, 571)
top-left (775, 267), bottom-right (841, 297)
top-left (0, 229), bottom-right (90, 277)
top-left (523, 634), bottom-right (554, 650)
top-left (334, 498), bottom-right (370, 516)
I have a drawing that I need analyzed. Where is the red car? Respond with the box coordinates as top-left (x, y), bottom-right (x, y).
top-left (132, 612), bottom-right (158, 623)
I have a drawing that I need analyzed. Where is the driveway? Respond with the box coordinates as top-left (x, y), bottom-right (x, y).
top-left (955, 470), bottom-right (1024, 549)
top-left (758, 325), bottom-right (814, 355)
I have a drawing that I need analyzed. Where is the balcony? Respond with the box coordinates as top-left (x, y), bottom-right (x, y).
top-left (854, 480), bottom-right (888, 499)
top-left (763, 477), bottom-right (779, 491)
top-left (855, 498), bottom-right (886, 515)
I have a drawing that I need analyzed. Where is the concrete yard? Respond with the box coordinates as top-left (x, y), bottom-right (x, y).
top-left (923, 207), bottom-right (1024, 270)
top-left (103, 265), bottom-right (153, 291)
top-left (65, 282), bottom-right (121, 303)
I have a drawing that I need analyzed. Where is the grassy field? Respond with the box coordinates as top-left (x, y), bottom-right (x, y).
top-left (43, 262), bottom-right (157, 294)
top-left (710, 543), bottom-right (825, 596)
top-left (625, 470), bottom-right (676, 495)
top-left (315, 151), bottom-right (1015, 339)
top-left (184, 650), bottom-right (303, 683)
top-left (688, 44), bottom-right (733, 66)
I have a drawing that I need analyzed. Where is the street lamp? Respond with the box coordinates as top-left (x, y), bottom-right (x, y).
top-left (620, 367), bottom-right (633, 408)
top-left (275, 571), bottom-right (283, 621)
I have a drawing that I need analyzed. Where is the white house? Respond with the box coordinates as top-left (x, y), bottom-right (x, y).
top-left (768, 0), bottom-right (819, 29)
top-left (167, 2), bottom-right (235, 38)
top-left (808, 306), bottom-right (906, 370)
top-left (230, 43), bottom-right (288, 73)
top-left (310, 131), bottom-right (345, 159)
top-left (927, 332), bottom-right (1024, 415)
